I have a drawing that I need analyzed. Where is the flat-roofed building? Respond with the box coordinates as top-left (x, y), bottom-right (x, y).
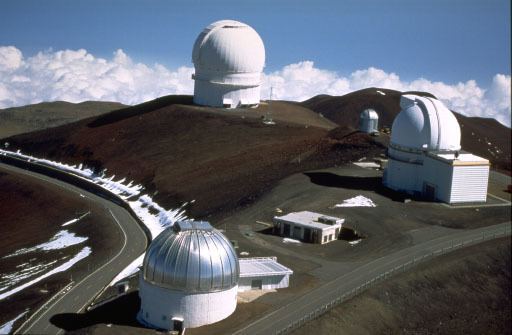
top-left (273, 211), bottom-right (344, 244)
top-left (238, 257), bottom-right (293, 291)
top-left (421, 151), bottom-right (490, 203)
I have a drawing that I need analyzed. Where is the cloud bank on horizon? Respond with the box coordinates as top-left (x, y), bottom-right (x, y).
top-left (0, 46), bottom-right (510, 127)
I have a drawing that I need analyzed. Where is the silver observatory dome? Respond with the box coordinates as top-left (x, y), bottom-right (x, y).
top-left (142, 220), bottom-right (239, 293)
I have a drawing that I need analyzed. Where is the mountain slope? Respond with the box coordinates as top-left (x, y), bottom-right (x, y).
top-left (0, 101), bottom-right (126, 139)
top-left (5, 95), bottom-right (367, 219)
top-left (301, 88), bottom-right (511, 172)
top-left (6, 89), bottom-right (508, 219)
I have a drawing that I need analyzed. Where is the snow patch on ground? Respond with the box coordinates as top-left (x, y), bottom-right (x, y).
top-left (0, 247), bottom-right (91, 301)
top-left (0, 260), bottom-right (58, 293)
top-left (335, 195), bottom-right (376, 208)
top-left (3, 230), bottom-right (88, 258)
top-left (376, 90), bottom-right (386, 95)
top-left (0, 310), bottom-right (29, 334)
top-left (108, 254), bottom-right (144, 286)
top-left (353, 161), bottom-right (380, 169)
top-left (349, 239), bottom-right (363, 246)
top-left (0, 149), bottom-right (189, 285)
top-left (62, 211), bottom-right (90, 227)
top-left (283, 238), bottom-right (302, 244)
top-left (0, 149), bottom-right (187, 239)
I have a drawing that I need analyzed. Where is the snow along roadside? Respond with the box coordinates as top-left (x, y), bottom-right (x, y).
top-left (0, 149), bottom-right (189, 284)
top-left (0, 310), bottom-right (29, 335)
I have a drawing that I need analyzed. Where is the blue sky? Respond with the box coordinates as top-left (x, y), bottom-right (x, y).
top-left (0, 0), bottom-right (510, 125)
top-left (1, 0), bottom-right (510, 86)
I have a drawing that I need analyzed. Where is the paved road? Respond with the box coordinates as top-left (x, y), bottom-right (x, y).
top-left (233, 221), bottom-right (511, 335)
top-left (0, 163), bottom-right (148, 335)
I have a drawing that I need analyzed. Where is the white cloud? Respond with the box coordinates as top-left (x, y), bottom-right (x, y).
top-left (0, 46), bottom-right (194, 108)
top-left (263, 62), bottom-right (510, 127)
top-left (0, 46), bottom-right (510, 127)
top-left (0, 46), bottom-right (22, 71)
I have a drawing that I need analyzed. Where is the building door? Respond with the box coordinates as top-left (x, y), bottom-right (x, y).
top-left (251, 279), bottom-right (263, 289)
top-left (171, 318), bottom-right (184, 333)
top-left (293, 226), bottom-right (302, 239)
top-left (312, 230), bottom-right (318, 243)
top-left (303, 228), bottom-right (311, 242)
top-left (424, 182), bottom-right (436, 201)
top-left (283, 223), bottom-right (290, 236)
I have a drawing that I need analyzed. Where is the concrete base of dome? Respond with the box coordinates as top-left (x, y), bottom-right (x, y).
top-left (193, 81), bottom-right (260, 108)
top-left (384, 158), bottom-right (423, 194)
top-left (138, 277), bottom-right (238, 329)
top-left (384, 151), bottom-right (489, 204)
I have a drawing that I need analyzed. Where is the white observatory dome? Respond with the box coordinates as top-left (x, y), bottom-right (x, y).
top-left (391, 95), bottom-right (461, 152)
top-left (359, 108), bottom-right (379, 133)
top-left (192, 19), bottom-right (265, 76)
top-left (139, 221), bottom-right (239, 330)
top-left (192, 20), bottom-right (265, 108)
top-left (360, 108), bottom-right (378, 120)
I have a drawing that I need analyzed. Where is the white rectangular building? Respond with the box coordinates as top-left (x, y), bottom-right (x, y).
top-left (273, 211), bottom-right (344, 244)
top-left (423, 152), bottom-right (490, 203)
top-left (238, 257), bottom-right (293, 292)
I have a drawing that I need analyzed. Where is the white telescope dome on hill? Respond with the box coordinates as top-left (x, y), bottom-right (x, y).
top-left (391, 95), bottom-right (461, 151)
top-left (192, 20), bottom-right (265, 108)
top-left (384, 94), bottom-right (489, 204)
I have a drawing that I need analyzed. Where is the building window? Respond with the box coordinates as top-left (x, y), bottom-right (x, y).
top-left (323, 236), bottom-right (327, 243)
top-left (329, 234), bottom-right (333, 241)
top-left (335, 228), bottom-right (340, 238)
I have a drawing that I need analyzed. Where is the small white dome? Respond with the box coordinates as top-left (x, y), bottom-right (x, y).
top-left (360, 108), bottom-right (378, 120)
top-left (391, 95), bottom-right (461, 151)
top-left (192, 20), bottom-right (265, 83)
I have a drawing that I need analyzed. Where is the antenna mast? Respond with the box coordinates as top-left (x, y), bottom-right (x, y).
top-left (263, 86), bottom-right (275, 125)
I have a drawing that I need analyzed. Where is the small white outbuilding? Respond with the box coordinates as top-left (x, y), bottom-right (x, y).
top-left (238, 257), bottom-right (293, 291)
top-left (384, 94), bottom-right (490, 203)
top-left (273, 211), bottom-right (344, 244)
top-left (359, 108), bottom-right (379, 133)
top-left (192, 20), bottom-right (265, 108)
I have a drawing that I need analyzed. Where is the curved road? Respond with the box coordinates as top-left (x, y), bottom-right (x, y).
top-left (0, 163), bottom-right (148, 335)
top-left (233, 221), bottom-right (511, 335)
top-left (1, 157), bottom-right (510, 335)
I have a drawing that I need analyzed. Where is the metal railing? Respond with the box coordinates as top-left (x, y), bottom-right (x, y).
top-left (274, 227), bottom-right (511, 334)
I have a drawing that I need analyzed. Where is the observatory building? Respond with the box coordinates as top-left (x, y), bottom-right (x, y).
top-left (138, 220), bottom-right (292, 331)
top-left (359, 108), bottom-right (379, 133)
top-left (138, 221), bottom-right (239, 331)
top-left (192, 20), bottom-right (265, 108)
top-left (383, 94), bottom-right (490, 203)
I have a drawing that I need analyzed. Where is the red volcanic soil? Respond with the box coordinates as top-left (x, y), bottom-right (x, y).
top-left (5, 95), bottom-right (385, 220)
top-left (5, 89), bottom-right (509, 220)
top-left (0, 168), bottom-right (122, 328)
top-left (302, 88), bottom-right (511, 173)
top-left (292, 237), bottom-right (511, 335)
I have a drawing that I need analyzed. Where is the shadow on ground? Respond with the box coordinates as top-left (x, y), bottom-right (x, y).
top-left (50, 291), bottom-right (144, 331)
top-left (304, 172), bottom-right (409, 202)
